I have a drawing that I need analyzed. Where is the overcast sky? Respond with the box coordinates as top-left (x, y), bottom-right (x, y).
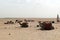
top-left (0, 0), bottom-right (60, 18)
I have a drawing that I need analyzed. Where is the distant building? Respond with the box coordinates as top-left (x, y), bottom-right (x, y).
top-left (57, 14), bottom-right (59, 22)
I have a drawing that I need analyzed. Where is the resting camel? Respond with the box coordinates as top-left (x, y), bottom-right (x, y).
top-left (4, 21), bottom-right (14, 24)
top-left (38, 21), bottom-right (54, 30)
top-left (15, 19), bottom-right (28, 28)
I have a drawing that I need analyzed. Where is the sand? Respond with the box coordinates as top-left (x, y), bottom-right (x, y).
top-left (0, 18), bottom-right (60, 40)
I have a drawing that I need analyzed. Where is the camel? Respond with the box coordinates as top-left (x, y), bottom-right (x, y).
top-left (15, 19), bottom-right (28, 28)
top-left (38, 21), bottom-right (54, 30)
top-left (4, 21), bottom-right (10, 24)
top-left (4, 21), bottom-right (14, 24)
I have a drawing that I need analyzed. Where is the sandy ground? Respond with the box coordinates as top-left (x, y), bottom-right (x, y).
top-left (0, 18), bottom-right (60, 40)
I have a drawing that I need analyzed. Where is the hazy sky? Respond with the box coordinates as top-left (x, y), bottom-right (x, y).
top-left (0, 0), bottom-right (60, 18)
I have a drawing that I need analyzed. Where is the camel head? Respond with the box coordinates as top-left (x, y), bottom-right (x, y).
top-left (15, 20), bottom-right (22, 23)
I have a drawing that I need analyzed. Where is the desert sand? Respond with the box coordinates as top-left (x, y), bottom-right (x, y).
top-left (0, 18), bottom-right (60, 40)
